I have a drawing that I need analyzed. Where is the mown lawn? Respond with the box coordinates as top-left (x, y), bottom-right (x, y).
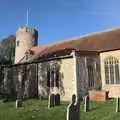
top-left (0, 99), bottom-right (119, 120)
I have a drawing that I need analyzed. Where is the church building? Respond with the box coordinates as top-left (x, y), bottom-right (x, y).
top-left (3, 26), bottom-right (120, 101)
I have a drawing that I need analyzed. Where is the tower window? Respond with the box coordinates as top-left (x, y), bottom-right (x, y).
top-left (16, 41), bottom-right (19, 46)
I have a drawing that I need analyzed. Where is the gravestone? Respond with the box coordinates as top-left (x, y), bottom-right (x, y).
top-left (48, 94), bottom-right (55, 108)
top-left (116, 97), bottom-right (120, 112)
top-left (2, 98), bottom-right (8, 103)
top-left (55, 94), bottom-right (60, 106)
top-left (2, 97), bottom-right (8, 103)
top-left (67, 94), bottom-right (80, 120)
top-left (84, 95), bottom-right (89, 112)
top-left (16, 99), bottom-right (23, 108)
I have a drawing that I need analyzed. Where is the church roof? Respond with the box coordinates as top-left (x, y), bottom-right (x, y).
top-left (30, 27), bottom-right (120, 60)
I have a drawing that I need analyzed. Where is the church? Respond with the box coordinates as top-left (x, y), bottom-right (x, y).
top-left (3, 26), bottom-right (120, 101)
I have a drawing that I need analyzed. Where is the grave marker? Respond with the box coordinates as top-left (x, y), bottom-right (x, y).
top-left (55, 94), bottom-right (60, 106)
top-left (48, 94), bottom-right (55, 108)
top-left (116, 97), bottom-right (120, 112)
top-left (16, 99), bottom-right (23, 108)
top-left (84, 95), bottom-right (89, 112)
top-left (67, 94), bottom-right (80, 120)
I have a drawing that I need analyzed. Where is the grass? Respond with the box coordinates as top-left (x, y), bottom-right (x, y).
top-left (81, 99), bottom-right (120, 120)
top-left (0, 99), bottom-right (119, 120)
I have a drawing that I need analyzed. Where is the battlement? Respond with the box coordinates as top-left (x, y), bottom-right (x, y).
top-left (16, 26), bottom-right (38, 34)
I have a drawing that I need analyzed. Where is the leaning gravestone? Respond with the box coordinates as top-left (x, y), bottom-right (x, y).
top-left (116, 97), bottom-right (120, 112)
top-left (48, 94), bottom-right (55, 108)
top-left (67, 94), bottom-right (80, 120)
top-left (16, 99), bottom-right (23, 108)
top-left (55, 94), bottom-right (60, 106)
top-left (84, 95), bottom-right (89, 112)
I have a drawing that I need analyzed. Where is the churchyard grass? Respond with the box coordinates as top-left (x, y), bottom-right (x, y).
top-left (0, 99), bottom-right (119, 120)
top-left (81, 99), bottom-right (120, 120)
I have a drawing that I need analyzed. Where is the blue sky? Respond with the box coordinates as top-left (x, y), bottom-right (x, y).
top-left (0, 0), bottom-right (120, 44)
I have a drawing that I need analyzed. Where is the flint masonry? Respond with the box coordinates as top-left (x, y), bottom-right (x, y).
top-left (3, 26), bottom-right (120, 100)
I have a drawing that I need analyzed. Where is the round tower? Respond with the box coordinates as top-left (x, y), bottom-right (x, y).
top-left (14, 26), bottom-right (38, 64)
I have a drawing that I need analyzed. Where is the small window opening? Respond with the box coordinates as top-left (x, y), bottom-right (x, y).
top-left (16, 41), bottom-right (19, 46)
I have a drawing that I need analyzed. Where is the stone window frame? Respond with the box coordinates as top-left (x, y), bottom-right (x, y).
top-left (47, 66), bottom-right (59, 88)
top-left (104, 56), bottom-right (120, 84)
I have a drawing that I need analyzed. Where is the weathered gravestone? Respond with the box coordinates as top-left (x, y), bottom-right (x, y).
top-left (16, 89), bottom-right (23, 108)
top-left (55, 94), bottom-right (60, 106)
top-left (116, 97), bottom-right (120, 112)
top-left (84, 95), bottom-right (89, 112)
top-left (16, 99), bottom-right (23, 108)
top-left (67, 94), bottom-right (80, 120)
top-left (48, 94), bottom-right (60, 108)
top-left (48, 94), bottom-right (55, 108)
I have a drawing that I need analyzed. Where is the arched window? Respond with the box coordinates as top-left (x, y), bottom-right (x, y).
top-left (104, 56), bottom-right (120, 84)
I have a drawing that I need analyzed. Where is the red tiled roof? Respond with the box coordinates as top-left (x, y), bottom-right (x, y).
top-left (30, 28), bottom-right (120, 59)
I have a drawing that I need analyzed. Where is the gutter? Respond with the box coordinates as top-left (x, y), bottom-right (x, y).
top-left (2, 54), bottom-right (73, 68)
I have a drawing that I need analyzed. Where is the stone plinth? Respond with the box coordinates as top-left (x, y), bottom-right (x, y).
top-left (89, 91), bottom-right (109, 101)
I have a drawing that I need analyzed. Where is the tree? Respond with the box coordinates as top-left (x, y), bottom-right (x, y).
top-left (0, 35), bottom-right (16, 65)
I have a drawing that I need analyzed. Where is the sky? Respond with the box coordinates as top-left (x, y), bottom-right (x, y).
top-left (0, 0), bottom-right (120, 45)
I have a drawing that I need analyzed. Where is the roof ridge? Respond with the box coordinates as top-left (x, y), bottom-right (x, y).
top-left (33, 27), bottom-right (120, 49)
top-left (28, 27), bottom-right (120, 61)
top-left (77, 27), bottom-right (120, 39)
top-left (30, 27), bottom-right (120, 54)
top-left (32, 36), bottom-right (80, 49)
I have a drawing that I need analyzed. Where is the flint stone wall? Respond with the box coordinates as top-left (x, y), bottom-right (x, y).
top-left (3, 64), bottom-right (38, 98)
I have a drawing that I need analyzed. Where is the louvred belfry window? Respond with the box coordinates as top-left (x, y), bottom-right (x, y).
top-left (104, 56), bottom-right (120, 84)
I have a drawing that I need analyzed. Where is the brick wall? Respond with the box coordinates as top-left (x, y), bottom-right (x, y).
top-left (89, 90), bottom-right (109, 101)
